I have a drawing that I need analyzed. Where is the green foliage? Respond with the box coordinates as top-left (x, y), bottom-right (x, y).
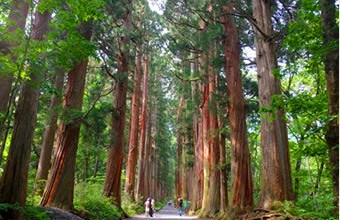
top-left (273, 197), bottom-right (337, 220)
top-left (0, 202), bottom-right (50, 220)
top-left (121, 195), bottom-right (144, 217)
top-left (74, 181), bottom-right (123, 220)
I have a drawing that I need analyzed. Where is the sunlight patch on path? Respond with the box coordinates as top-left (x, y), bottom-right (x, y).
top-left (125, 203), bottom-right (199, 220)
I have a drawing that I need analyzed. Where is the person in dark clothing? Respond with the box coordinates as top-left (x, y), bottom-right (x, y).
top-left (178, 198), bottom-right (183, 216)
top-left (148, 198), bottom-right (153, 217)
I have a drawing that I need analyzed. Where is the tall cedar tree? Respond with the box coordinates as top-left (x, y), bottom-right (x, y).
top-left (0, 0), bottom-right (29, 146)
top-left (40, 21), bottom-right (92, 210)
top-left (0, 0), bottom-right (29, 116)
top-left (103, 0), bottom-right (132, 206)
top-left (252, 0), bottom-right (294, 209)
top-left (320, 0), bottom-right (339, 210)
top-left (200, 51), bottom-right (211, 215)
top-left (223, 4), bottom-right (253, 216)
top-left (201, 43), bottom-right (220, 217)
top-left (124, 45), bottom-right (142, 200)
top-left (35, 69), bottom-right (64, 194)
top-left (0, 2), bottom-right (51, 218)
top-left (175, 96), bottom-right (183, 200)
top-left (136, 52), bottom-right (149, 200)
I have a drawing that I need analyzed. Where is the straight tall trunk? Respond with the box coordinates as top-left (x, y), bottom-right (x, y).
top-left (35, 69), bottom-right (64, 194)
top-left (136, 52), bottom-right (149, 201)
top-left (252, 0), bottom-right (293, 209)
top-left (175, 127), bottom-right (182, 201)
top-left (201, 46), bottom-right (220, 217)
top-left (103, 0), bottom-right (132, 206)
top-left (0, 0), bottom-right (29, 146)
top-left (0, 3), bottom-right (51, 218)
top-left (124, 46), bottom-right (142, 200)
top-left (0, 0), bottom-right (29, 115)
top-left (200, 52), bottom-right (210, 215)
top-left (223, 5), bottom-right (253, 217)
top-left (320, 0), bottom-right (339, 210)
top-left (41, 21), bottom-right (92, 211)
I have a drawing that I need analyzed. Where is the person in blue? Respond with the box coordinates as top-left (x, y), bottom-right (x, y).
top-left (178, 198), bottom-right (183, 216)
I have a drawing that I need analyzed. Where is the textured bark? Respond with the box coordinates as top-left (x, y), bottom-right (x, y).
top-left (252, 0), bottom-right (293, 209)
top-left (124, 46), bottom-right (142, 200)
top-left (200, 52), bottom-right (210, 214)
top-left (40, 21), bottom-right (92, 211)
top-left (136, 52), bottom-right (148, 201)
top-left (201, 46), bottom-right (220, 217)
top-left (175, 127), bottom-right (182, 200)
top-left (0, 3), bottom-right (50, 219)
top-left (144, 106), bottom-right (152, 197)
top-left (223, 5), bottom-right (253, 216)
top-left (320, 0), bottom-right (339, 210)
top-left (103, 1), bottom-right (131, 206)
top-left (0, 0), bottom-right (29, 114)
top-left (35, 69), bottom-right (65, 194)
top-left (219, 131), bottom-right (228, 213)
top-left (0, 0), bottom-right (29, 148)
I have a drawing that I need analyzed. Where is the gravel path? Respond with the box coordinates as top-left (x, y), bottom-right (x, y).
top-left (125, 202), bottom-right (198, 220)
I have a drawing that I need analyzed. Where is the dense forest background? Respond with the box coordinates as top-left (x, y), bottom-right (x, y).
top-left (0, 0), bottom-right (338, 219)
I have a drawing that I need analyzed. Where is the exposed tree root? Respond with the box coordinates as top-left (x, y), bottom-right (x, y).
top-left (232, 208), bottom-right (304, 220)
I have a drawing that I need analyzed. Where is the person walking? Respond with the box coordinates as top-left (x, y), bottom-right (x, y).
top-left (178, 198), bottom-right (183, 216)
top-left (148, 197), bottom-right (154, 217)
top-left (184, 199), bottom-right (189, 213)
top-left (144, 198), bottom-right (151, 217)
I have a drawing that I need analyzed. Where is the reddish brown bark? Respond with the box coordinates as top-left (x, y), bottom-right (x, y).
top-left (145, 106), bottom-right (152, 197)
top-left (35, 69), bottom-right (64, 194)
top-left (200, 52), bottom-right (211, 215)
top-left (252, 0), bottom-right (293, 209)
top-left (175, 127), bottom-right (182, 201)
top-left (320, 0), bottom-right (339, 210)
top-left (124, 46), bottom-right (142, 200)
top-left (0, 3), bottom-right (50, 218)
top-left (40, 21), bottom-right (92, 211)
top-left (136, 52), bottom-right (149, 200)
top-left (103, 1), bottom-right (131, 206)
top-left (223, 5), bottom-right (253, 216)
top-left (201, 46), bottom-right (220, 217)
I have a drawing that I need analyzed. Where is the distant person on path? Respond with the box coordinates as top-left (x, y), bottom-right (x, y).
top-left (148, 198), bottom-right (154, 217)
top-left (178, 198), bottom-right (183, 216)
top-left (151, 198), bottom-right (155, 214)
top-left (183, 199), bottom-right (189, 213)
top-left (144, 198), bottom-right (151, 217)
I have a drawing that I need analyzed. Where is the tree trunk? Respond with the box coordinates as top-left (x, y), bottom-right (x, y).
top-left (294, 158), bottom-right (301, 201)
top-left (0, 0), bottom-right (29, 150)
top-left (223, 5), bottom-right (253, 216)
top-left (0, 0), bottom-right (29, 116)
top-left (40, 21), bottom-right (92, 211)
top-left (124, 45), bottom-right (142, 200)
top-left (201, 45), bottom-right (220, 217)
top-left (136, 52), bottom-right (149, 201)
top-left (144, 104), bottom-right (152, 197)
top-left (320, 0), bottom-right (339, 210)
top-left (252, 0), bottom-right (294, 209)
top-left (103, 0), bottom-right (132, 206)
top-left (35, 69), bottom-right (64, 194)
top-left (0, 3), bottom-right (51, 218)
top-left (199, 52), bottom-right (210, 215)
top-left (176, 127), bottom-right (182, 201)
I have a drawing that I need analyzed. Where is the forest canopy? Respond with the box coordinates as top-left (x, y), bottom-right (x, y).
top-left (0, 0), bottom-right (338, 219)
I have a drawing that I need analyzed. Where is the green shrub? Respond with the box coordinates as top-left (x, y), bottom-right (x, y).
top-left (74, 181), bottom-right (123, 220)
top-left (0, 202), bottom-right (50, 220)
top-left (121, 195), bottom-right (144, 217)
